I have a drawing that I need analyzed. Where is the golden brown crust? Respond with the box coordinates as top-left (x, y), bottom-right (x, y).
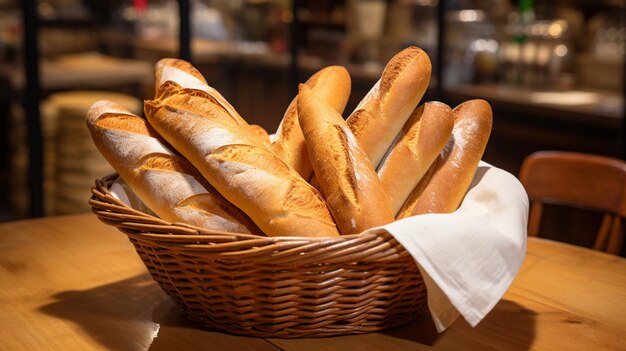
top-left (397, 99), bottom-right (493, 217)
top-left (147, 80), bottom-right (274, 149)
top-left (94, 114), bottom-right (158, 137)
top-left (153, 59), bottom-right (253, 134)
top-left (175, 193), bottom-right (259, 232)
top-left (328, 125), bottom-right (359, 208)
top-left (248, 124), bottom-right (270, 144)
top-left (345, 109), bottom-right (373, 141)
top-left (86, 100), bottom-right (260, 234)
top-left (297, 84), bottom-right (394, 235)
top-left (272, 66), bottom-right (351, 178)
top-left (346, 46), bottom-right (432, 169)
top-left (148, 81), bottom-right (247, 126)
top-left (145, 88), bottom-right (340, 237)
top-left (378, 101), bottom-right (454, 214)
top-left (155, 58), bottom-right (207, 90)
top-left (396, 159), bottom-right (438, 219)
top-left (137, 153), bottom-right (200, 176)
top-left (378, 46), bottom-right (423, 97)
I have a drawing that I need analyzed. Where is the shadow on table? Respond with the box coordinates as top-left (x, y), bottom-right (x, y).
top-left (38, 272), bottom-right (535, 350)
top-left (382, 299), bottom-right (537, 350)
top-left (39, 274), bottom-right (280, 351)
top-left (147, 298), bottom-right (280, 351)
top-left (39, 273), bottom-right (167, 351)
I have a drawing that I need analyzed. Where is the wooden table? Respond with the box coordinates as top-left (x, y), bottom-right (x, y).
top-left (1, 214), bottom-right (624, 350)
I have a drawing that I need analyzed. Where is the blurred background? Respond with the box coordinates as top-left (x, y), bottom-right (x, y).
top-left (1, 0), bottom-right (624, 251)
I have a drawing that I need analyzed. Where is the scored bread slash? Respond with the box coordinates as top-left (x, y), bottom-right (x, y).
top-left (346, 46), bottom-right (432, 169)
top-left (297, 84), bottom-right (394, 235)
top-left (272, 66), bottom-right (351, 179)
top-left (144, 82), bottom-right (340, 238)
top-left (154, 58), bottom-right (238, 118)
top-left (154, 58), bottom-right (208, 91)
top-left (86, 100), bottom-right (261, 234)
top-left (146, 80), bottom-right (249, 128)
top-left (378, 101), bottom-right (454, 215)
top-left (153, 58), bottom-right (268, 144)
top-left (397, 99), bottom-right (493, 218)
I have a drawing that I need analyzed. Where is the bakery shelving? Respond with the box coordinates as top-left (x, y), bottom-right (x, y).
top-left (12, 0), bottom-right (626, 220)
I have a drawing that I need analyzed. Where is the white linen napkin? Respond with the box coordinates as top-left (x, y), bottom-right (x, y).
top-left (109, 178), bottom-right (156, 216)
top-left (110, 161), bottom-right (528, 332)
top-left (362, 161), bottom-right (529, 331)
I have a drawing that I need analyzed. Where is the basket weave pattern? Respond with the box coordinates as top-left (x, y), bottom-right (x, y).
top-left (90, 174), bottom-right (428, 338)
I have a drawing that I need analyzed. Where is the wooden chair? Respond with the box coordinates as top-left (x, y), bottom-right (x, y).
top-left (519, 151), bottom-right (626, 255)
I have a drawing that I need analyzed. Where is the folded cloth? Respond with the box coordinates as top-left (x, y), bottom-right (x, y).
top-left (362, 161), bottom-right (529, 331)
top-left (110, 161), bottom-right (528, 332)
top-left (109, 178), bottom-right (156, 216)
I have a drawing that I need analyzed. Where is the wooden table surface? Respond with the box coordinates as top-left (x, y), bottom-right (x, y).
top-left (1, 214), bottom-right (625, 350)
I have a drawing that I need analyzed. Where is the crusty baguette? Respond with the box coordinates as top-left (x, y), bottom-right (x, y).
top-left (154, 58), bottom-right (251, 131)
top-left (154, 61), bottom-right (271, 144)
top-left (346, 46), bottom-right (431, 169)
top-left (249, 124), bottom-right (270, 144)
top-left (272, 66), bottom-right (351, 178)
top-left (397, 160), bottom-right (438, 218)
top-left (154, 58), bottom-right (208, 90)
top-left (297, 84), bottom-right (394, 235)
top-left (397, 99), bottom-right (493, 218)
top-left (86, 100), bottom-right (260, 234)
top-left (148, 80), bottom-right (250, 128)
top-left (144, 88), bottom-right (340, 237)
top-left (378, 101), bottom-right (454, 214)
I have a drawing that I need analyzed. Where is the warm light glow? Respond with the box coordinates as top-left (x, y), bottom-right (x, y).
top-left (548, 23), bottom-right (562, 38)
top-left (555, 44), bottom-right (568, 57)
top-left (459, 10), bottom-right (479, 22)
top-left (486, 39), bottom-right (498, 52)
top-left (506, 43), bottom-right (521, 61)
top-left (416, 0), bottom-right (437, 6)
top-left (472, 39), bottom-right (499, 53)
top-left (537, 44), bottom-right (551, 64)
top-left (474, 39), bottom-right (487, 51)
top-left (530, 92), bottom-right (599, 106)
top-left (548, 20), bottom-right (567, 38)
top-left (531, 24), bottom-right (543, 36)
top-left (522, 42), bottom-right (537, 64)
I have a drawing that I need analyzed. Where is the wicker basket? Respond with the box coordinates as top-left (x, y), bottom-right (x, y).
top-left (90, 174), bottom-right (428, 338)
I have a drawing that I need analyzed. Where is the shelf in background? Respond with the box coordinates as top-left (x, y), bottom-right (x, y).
top-left (445, 84), bottom-right (623, 128)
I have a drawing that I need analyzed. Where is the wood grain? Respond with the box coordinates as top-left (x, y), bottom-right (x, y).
top-left (0, 214), bottom-right (625, 350)
top-left (0, 215), bottom-right (279, 351)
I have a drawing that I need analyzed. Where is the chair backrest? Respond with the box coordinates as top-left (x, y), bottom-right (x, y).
top-left (519, 151), bottom-right (626, 255)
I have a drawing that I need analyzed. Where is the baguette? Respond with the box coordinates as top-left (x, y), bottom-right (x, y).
top-left (297, 84), bottom-right (394, 234)
top-left (346, 46), bottom-right (431, 168)
top-left (149, 80), bottom-right (250, 128)
top-left (378, 102), bottom-right (454, 214)
top-left (272, 66), bottom-right (351, 178)
top-left (144, 88), bottom-right (340, 237)
top-left (86, 100), bottom-right (260, 234)
top-left (249, 124), bottom-right (270, 144)
top-left (154, 58), bottom-right (253, 135)
top-left (397, 99), bottom-right (493, 217)
top-left (154, 58), bottom-right (208, 91)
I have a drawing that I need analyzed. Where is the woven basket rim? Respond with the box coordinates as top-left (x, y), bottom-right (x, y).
top-left (90, 173), bottom-right (412, 262)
